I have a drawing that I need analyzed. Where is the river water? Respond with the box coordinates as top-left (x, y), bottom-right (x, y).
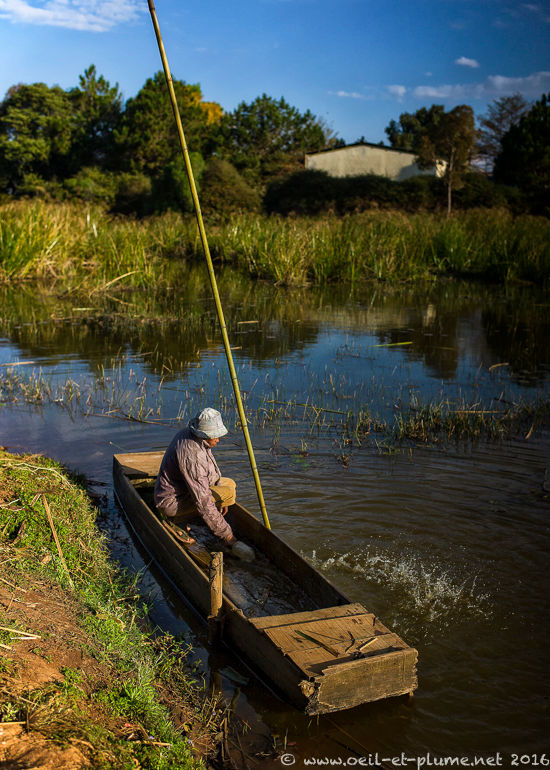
top-left (1, 267), bottom-right (549, 766)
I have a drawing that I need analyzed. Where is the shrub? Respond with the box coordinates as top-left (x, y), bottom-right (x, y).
top-left (17, 173), bottom-right (65, 200)
top-left (200, 158), bottom-right (261, 218)
top-left (338, 174), bottom-right (401, 212)
top-left (265, 170), bottom-right (444, 215)
top-left (264, 169), bottom-right (335, 215)
top-left (399, 176), bottom-right (443, 211)
top-left (64, 167), bottom-right (117, 206)
top-left (454, 172), bottom-right (507, 209)
top-left (112, 172), bottom-right (153, 216)
top-left (153, 152), bottom-right (205, 214)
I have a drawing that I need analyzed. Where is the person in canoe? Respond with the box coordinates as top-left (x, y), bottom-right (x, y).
top-left (154, 407), bottom-right (254, 560)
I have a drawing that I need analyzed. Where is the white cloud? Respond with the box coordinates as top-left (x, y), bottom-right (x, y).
top-left (412, 70), bottom-right (550, 101)
top-left (494, 2), bottom-right (550, 27)
top-left (329, 90), bottom-right (367, 100)
top-left (414, 85), bottom-right (458, 99)
top-left (387, 84), bottom-right (406, 99)
top-left (455, 56), bottom-right (480, 69)
top-left (0, 0), bottom-right (143, 31)
top-left (522, 2), bottom-right (550, 21)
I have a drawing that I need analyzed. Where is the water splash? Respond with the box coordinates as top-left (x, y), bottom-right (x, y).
top-left (308, 547), bottom-right (491, 635)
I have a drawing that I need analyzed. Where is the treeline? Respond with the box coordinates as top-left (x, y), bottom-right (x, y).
top-left (0, 66), bottom-right (548, 217)
top-left (383, 95), bottom-right (550, 215)
top-left (0, 65), bottom-right (330, 216)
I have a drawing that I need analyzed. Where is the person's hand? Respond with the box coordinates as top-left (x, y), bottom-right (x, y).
top-left (220, 506), bottom-right (228, 516)
top-left (231, 540), bottom-right (255, 562)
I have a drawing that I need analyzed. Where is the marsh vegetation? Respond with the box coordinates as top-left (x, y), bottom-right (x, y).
top-left (1, 270), bottom-right (549, 449)
top-left (1, 200), bottom-right (549, 288)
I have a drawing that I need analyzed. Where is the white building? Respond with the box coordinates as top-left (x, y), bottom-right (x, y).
top-left (305, 142), bottom-right (445, 181)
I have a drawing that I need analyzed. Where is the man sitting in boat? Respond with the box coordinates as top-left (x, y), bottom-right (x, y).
top-left (154, 407), bottom-right (254, 560)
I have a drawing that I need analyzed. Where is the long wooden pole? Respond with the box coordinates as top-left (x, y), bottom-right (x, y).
top-left (147, 0), bottom-right (271, 530)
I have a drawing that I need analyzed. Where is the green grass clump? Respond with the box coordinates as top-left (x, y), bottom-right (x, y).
top-left (0, 450), bottom-right (215, 769)
top-left (389, 398), bottom-right (550, 444)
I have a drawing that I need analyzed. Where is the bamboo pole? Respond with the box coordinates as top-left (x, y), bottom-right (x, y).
top-left (147, 0), bottom-right (271, 530)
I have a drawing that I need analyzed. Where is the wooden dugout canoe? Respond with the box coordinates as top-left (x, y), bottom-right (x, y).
top-left (113, 451), bottom-right (418, 714)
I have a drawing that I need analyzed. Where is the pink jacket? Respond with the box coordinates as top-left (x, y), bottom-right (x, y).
top-left (154, 425), bottom-right (233, 541)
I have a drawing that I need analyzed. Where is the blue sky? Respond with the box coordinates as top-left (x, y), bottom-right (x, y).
top-left (0, 0), bottom-right (548, 143)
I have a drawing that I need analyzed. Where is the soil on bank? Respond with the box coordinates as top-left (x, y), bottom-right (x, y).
top-left (0, 449), bottom-right (224, 769)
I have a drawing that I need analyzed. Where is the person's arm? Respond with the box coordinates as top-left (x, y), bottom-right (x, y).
top-left (181, 458), bottom-right (234, 542)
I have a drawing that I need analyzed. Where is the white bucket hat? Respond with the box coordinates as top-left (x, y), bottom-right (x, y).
top-left (189, 408), bottom-right (228, 439)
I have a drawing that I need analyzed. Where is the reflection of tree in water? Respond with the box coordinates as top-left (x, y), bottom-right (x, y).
top-left (376, 306), bottom-right (461, 380)
top-left (374, 283), bottom-right (550, 385)
top-left (2, 273), bottom-right (548, 389)
top-left (481, 292), bottom-right (550, 385)
top-left (0, 267), bottom-right (325, 377)
top-left (372, 283), bottom-right (487, 380)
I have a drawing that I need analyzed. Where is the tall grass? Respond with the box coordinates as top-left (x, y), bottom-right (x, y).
top-left (1, 199), bottom-right (549, 288)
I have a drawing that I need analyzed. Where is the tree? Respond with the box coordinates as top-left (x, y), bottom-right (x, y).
top-left (0, 82), bottom-right (74, 192)
top-left (493, 92), bottom-right (550, 209)
top-left (154, 151), bottom-right (205, 213)
top-left (214, 94), bottom-right (331, 186)
top-left (200, 158), bottom-right (261, 217)
top-left (385, 105), bottom-right (446, 151)
top-left (114, 71), bottom-right (215, 176)
top-left (477, 93), bottom-right (529, 172)
top-left (415, 105), bottom-right (478, 214)
top-left (68, 64), bottom-right (122, 170)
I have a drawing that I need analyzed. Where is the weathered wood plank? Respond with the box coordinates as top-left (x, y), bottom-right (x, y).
top-left (222, 607), bottom-right (310, 711)
top-left (250, 603), bottom-right (368, 630)
top-left (262, 615), bottom-right (389, 654)
top-left (115, 452), bottom-right (164, 478)
top-left (306, 647), bottom-right (418, 714)
top-left (288, 632), bottom-right (406, 676)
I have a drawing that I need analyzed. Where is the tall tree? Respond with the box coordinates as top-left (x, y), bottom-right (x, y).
top-left (114, 71), bottom-right (214, 176)
top-left (415, 105), bottom-right (478, 214)
top-left (477, 93), bottom-right (529, 172)
top-left (385, 105), bottom-right (446, 151)
top-left (214, 94), bottom-right (330, 186)
top-left (0, 82), bottom-right (74, 192)
top-left (68, 65), bottom-right (122, 169)
top-left (493, 92), bottom-right (550, 207)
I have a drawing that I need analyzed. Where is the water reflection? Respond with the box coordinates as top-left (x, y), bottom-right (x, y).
top-left (2, 269), bottom-right (550, 388)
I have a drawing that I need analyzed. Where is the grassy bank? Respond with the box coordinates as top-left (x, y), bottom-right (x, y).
top-left (1, 199), bottom-right (549, 288)
top-left (0, 450), bottom-right (222, 769)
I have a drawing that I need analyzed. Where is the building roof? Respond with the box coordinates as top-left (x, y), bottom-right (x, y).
top-left (306, 140), bottom-right (417, 158)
